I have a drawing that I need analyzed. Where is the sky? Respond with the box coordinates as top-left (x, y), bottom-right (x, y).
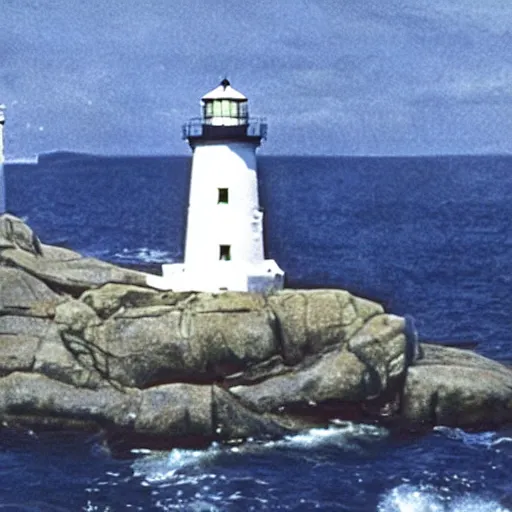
top-left (1, 0), bottom-right (512, 158)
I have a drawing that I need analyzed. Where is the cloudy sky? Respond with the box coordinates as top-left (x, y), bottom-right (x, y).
top-left (2, 0), bottom-right (512, 158)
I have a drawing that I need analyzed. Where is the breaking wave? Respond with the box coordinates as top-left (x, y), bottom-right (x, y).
top-left (378, 483), bottom-right (510, 512)
top-left (112, 247), bottom-right (174, 264)
top-left (128, 424), bottom-right (390, 510)
top-left (87, 247), bottom-right (175, 265)
top-left (127, 424), bottom-right (512, 511)
top-left (131, 422), bottom-right (389, 483)
top-left (131, 445), bottom-right (223, 483)
top-left (266, 421), bottom-right (389, 451)
top-left (434, 426), bottom-right (512, 454)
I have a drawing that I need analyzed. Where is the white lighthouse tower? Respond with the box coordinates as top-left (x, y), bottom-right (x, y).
top-left (146, 79), bottom-right (284, 293)
top-left (0, 105), bottom-right (6, 214)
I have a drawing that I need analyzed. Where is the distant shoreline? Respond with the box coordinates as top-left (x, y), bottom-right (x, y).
top-left (5, 150), bottom-right (512, 166)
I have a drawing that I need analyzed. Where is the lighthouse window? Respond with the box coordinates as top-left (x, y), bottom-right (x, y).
top-left (205, 102), bottom-right (213, 117)
top-left (229, 101), bottom-right (238, 118)
top-left (218, 188), bottom-right (228, 204)
top-left (221, 100), bottom-right (231, 117)
top-left (213, 100), bottom-right (222, 117)
top-left (219, 245), bottom-right (231, 261)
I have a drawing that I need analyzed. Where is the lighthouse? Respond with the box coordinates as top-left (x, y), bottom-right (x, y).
top-left (0, 105), bottom-right (5, 213)
top-left (146, 79), bottom-right (284, 293)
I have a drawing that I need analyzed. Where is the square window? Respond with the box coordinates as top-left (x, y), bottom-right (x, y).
top-left (219, 245), bottom-right (231, 261)
top-left (218, 188), bottom-right (228, 204)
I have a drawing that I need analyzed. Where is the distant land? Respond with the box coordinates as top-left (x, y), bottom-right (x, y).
top-left (6, 151), bottom-right (189, 167)
top-left (6, 150), bottom-right (512, 167)
top-left (6, 151), bottom-right (98, 166)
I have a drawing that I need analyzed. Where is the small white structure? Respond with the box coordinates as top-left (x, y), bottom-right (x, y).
top-left (0, 105), bottom-right (5, 213)
top-left (147, 79), bottom-right (284, 293)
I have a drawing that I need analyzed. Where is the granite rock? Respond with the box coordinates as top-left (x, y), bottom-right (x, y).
top-left (1, 214), bottom-right (512, 449)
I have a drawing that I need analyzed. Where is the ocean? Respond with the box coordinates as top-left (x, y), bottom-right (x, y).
top-left (2, 154), bottom-right (512, 511)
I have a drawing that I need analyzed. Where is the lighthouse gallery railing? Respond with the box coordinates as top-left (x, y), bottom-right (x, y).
top-left (182, 117), bottom-right (267, 141)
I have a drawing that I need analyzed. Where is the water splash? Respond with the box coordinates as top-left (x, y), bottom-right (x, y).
top-left (378, 484), bottom-right (510, 512)
top-left (434, 426), bottom-right (512, 452)
top-left (267, 421), bottom-right (389, 451)
top-left (131, 422), bottom-right (389, 483)
top-left (132, 444), bottom-right (222, 483)
top-left (86, 247), bottom-right (175, 264)
top-left (113, 247), bottom-right (175, 264)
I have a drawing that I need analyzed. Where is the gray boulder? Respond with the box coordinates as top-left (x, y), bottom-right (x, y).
top-left (1, 213), bottom-right (512, 449)
top-left (0, 214), bottom-right (148, 293)
top-left (402, 344), bottom-right (512, 430)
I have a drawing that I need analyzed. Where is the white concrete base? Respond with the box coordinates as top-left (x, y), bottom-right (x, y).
top-left (0, 164), bottom-right (5, 214)
top-left (146, 260), bottom-right (284, 294)
top-left (0, 109), bottom-right (5, 214)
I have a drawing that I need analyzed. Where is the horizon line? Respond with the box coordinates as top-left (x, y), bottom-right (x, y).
top-left (5, 150), bottom-right (512, 164)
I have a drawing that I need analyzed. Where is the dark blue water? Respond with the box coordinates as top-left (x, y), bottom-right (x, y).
top-left (3, 155), bottom-right (512, 511)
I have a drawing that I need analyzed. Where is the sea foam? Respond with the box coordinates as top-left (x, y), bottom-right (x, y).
top-left (131, 422), bottom-right (389, 484)
top-left (378, 483), bottom-right (510, 512)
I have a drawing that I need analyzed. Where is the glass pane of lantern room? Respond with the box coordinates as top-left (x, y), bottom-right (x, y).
top-left (221, 100), bottom-right (230, 117)
top-left (230, 101), bottom-right (238, 119)
top-left (204, 102), bottom-right (213, 124)
top-left (213, 100), bottom-right (222, 118)
top-left (239, 102), bottom-right (248, 119)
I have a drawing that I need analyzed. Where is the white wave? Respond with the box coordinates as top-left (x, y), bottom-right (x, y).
top-left (434, 426), bottom-right (512, 451)
top-left (131, 422), bottom-right (388, 484)
top-left (378, 483), bottom-right (510, 512)
top-left (132, 444), bottom-right (222, 483)
top-left (113, 247), bottom-right (175, 264)
top-left (86, 247), bottom-right (175, 264)
top-left (378, 484), bottom-right (445, 512)
top-left (154, 499), bottom-right (222, 511)
top-left (5, 155), bottom-right (39, 164)
top-left (491, 436), bottom-right (512, 447)
top-left (266, 421), bottom-right (389, 451)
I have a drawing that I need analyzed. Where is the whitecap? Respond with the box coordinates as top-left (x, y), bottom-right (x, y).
top-left (131, 444), bottom-right (222, 483)
top-left (131, 422), bottom-right (388, 484)
top-left (378, 484), bottom-right (445, 512)
top-left (113, 247), bottom-right (175, 264)
top-left (267, 422), bottom-right (389, 451)
top-left (434, 426), bottom-right (512, 452)
top-left (378, 483), bottom-right (510, 512)
top-left (5, 156), bottom-right (39, 165)
top-left (83, 247), bottom-right (175, 265)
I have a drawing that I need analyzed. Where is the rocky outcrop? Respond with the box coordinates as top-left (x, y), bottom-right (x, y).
top-left (402, 344), bottom-right (512, 429)
top-left (0, 214), bottom-right (147, 294)
top-left (1, 213), bottom-right (512, 450)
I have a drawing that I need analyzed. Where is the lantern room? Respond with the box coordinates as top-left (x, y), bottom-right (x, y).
top-left (202, 78), bottom-right (248, 126)
top-left (182, 79), bottom-right (267, 146)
